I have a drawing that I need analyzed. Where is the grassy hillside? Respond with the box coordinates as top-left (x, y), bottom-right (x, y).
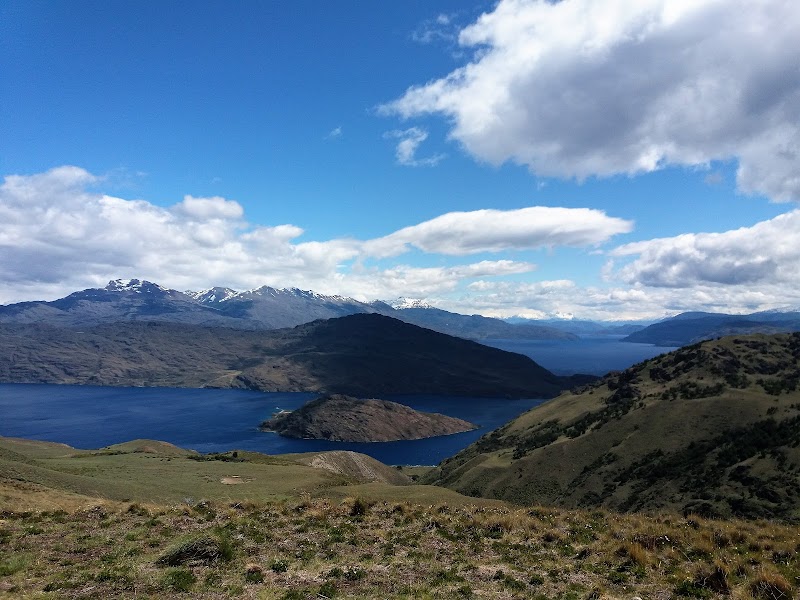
top-left (1, 438), bottom-right (798, 598)
top-left (0, 438), bottom-right (440, 508)
top-left (423, 333), bottom-right (800, 520)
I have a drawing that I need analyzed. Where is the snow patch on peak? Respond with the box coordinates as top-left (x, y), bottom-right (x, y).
top-left (390, 297), bottom-right (434, 310)
top-left (188, 287), bottom-right (240, 303)
top-left (105, 279), bottom-right (168, 294)
top-left (283, 288), bottom-right (355, 303)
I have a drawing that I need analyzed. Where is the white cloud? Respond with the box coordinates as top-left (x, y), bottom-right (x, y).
top-left (384, 127), bottom-right (445, 167)
top-left (325, 126), bottom-right (343, 139)
top-left (382, 0), bottom-right (800, 202)
top-left (341, 260), bottom-right (537, 299)
top-left (0, 166), bottom-right (622, 305)
top-left (364, 206), bottom-right (633, 257)
top-left (174, 195), bottom-right (244, 220)
top-left (609, 210), bottom-right (800, 287)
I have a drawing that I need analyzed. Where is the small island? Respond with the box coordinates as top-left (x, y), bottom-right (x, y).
top-left (260, 394), bottom-right (478, 442)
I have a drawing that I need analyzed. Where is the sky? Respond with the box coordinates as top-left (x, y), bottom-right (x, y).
top-left (1, 0), bottom-right (799, 320)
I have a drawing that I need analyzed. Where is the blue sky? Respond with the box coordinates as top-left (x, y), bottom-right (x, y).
top-left (1, 1), bottom-right (799, 319)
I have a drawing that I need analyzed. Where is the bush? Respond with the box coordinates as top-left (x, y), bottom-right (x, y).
top-left (156, 534), bottom-right (233, 566)
top-left (350, 498), bottom-right (370, 517)
top-left (161, 568), bottom-right (196, 592)
top-left (270, 559), bottom-right (289, 573)
top-left (319, 581), bottom-right (338, 597)
top-left (244, 563), bottom-right (264, 583)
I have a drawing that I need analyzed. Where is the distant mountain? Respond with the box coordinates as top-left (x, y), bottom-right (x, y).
top-left (260, 394), bottom-right (477, 442)
top-left (0, 313), bottom-right (592, 398)
top-left (189, 284), bottom-right (376, 329)
top-left (385, 307), bottom-right (577, 341)
top-left (388, 297), bottom-right (435, 310)
top-left (0, 279), bottom-right (243, 328)
top-left (423, 332), bottom-right (800, 519)
top-left (0, 279), bottom-right (576, 341)
top-left (623, 310), bottom-right (800, 346)
top-left (506, 316), bottom-right (649, 336)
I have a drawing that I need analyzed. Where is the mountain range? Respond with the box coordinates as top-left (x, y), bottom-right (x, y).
top-left (0, 279), bottom-right (577, 341)
top-left (5, 279), bottom-right (800, 353)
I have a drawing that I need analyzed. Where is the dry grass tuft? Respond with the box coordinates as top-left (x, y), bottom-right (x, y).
top-left (750, 568), bottom-right (793, 600)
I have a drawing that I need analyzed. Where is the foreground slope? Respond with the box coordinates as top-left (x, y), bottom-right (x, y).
top-left (0, 313), bottom-right (586, 397)
top-left (424, 333), bottom-right (800, 520)
top-left (1, 440), bottom-right (798, 599)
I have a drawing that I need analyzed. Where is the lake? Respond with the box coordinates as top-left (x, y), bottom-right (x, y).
top-left (0, 384), bottom-right (543, 465)
top-left (485, 335), bottom-right (677, 375)
top-left (0, 336), bottom-right (676, 465)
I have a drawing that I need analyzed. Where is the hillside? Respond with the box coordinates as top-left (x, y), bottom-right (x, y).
top-left (623, 310), bottom-right (800, 346)
top-left (423, 333), bottom-right (800, 520)
top-left (261, 394), bottom-right (477, 442)
top-left (0, 314), bottom-right (587, 397)
top-left (0, 437), bottom-right (797, 599)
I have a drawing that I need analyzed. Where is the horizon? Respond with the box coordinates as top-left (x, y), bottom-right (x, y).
top-left (2, 1), bottom-right (799, 320)
top-left (7, 275), bottom-right (795, 324)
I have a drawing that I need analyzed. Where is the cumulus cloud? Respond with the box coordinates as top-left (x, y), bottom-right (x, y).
top-left (364, 206), bottom-right (633, 257)
top-left (174, 195), bottom-right (244, 220)
top-left (609, 210), bottom-right (800, 287)
top-left (382, 0), bottom-right (800, 201)
top-left (0, 166), bottom-right (623, 305)
top-left (384, 127), bottom-right (445, 167)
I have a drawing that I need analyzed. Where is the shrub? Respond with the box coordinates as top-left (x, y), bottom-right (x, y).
top-left (156, 534), bottom-right (233, 566)
top-left (350, 498), bottom-right (370, 517)
top-left (319, 581), bottom-right (338, 598)
top-left (673, 579), bottom-right (712, 598)
top-left (161, 568), bottom-right (196, 592)
top-left (270, 559), bottom-right (289, 573)
top-left (244, 563), bottom-right (264, 583)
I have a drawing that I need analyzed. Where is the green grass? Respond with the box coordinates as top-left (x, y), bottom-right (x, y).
top-left (0, 437), bottom-right (354, 507)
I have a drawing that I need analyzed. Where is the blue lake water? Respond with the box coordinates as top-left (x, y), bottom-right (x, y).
top-left (0, 384), bottom-right (543, 465)
top-left (485, 335), bottom-right (677, 375)
top-left (0, 336), bottom-right (676, 464)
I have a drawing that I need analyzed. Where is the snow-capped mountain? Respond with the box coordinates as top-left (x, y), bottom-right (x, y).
top-left (105, 278), bottom-right (169, 294)
top-left (389, 297), bottom-right (435, 310)
top-left (186, 287), bottom-right (239, 304)
top-left (0, 279), bottom-right (240, 328)
top-left (0, 278), bottom-right (579, 340)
